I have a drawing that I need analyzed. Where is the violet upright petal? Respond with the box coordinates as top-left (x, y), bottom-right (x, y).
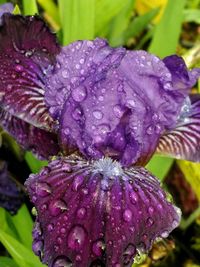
top-left (0, 161), bottom-right (24, 214)
top-left (45, 38), bottom-right (126, 121)
top-left (26, 156), bottom-right (181, 267)
top-left (0, 3), bottom-right (13, 24)
top-left (45, 41), bottom-right (198, 166)
top-left (0, 107), bottom-right (59, 159)
top-left (0, 14), bottom-right (60, 130)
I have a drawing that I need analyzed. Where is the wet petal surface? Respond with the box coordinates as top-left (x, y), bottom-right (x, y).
top-left (26, 156), bottom-right (181, 267)
top-left (0, 14), bottom-right (60, 130)
top-left (45, 39), bottom-right (200, 166)
top-left (0, 107), bottom-right (60, 159)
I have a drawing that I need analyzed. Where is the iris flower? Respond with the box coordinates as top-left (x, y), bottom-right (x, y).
top-left (0, 13), bottom-right (200, 267)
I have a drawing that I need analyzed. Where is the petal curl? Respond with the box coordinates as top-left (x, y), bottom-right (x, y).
top-left (0, 14), bottom-right (60, 129)
top-left (26, 156), bottom-right (181, 267)
top-left (156, 94), bottom-right (200, 162)
top-left (0, 107), bottom-right (59, 159)
top-left (0, 161), bottom-right (24, 214)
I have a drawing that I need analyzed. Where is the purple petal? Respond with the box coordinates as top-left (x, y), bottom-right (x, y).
top-left (0, 107), bottom-right (59, 159)
top-left (0, 14), bottom-right (60, 130)
top-left (45, 38), bottom-right (126, 120)
top-left (0, 3), bottom-right (14, 24)
top-left (0, 161), bottom-right (24, 214)
top-left (156, 94), bottom-right (200, 162)
top-left (163, 55), bottom-right (200, 92)
top-left (45, 41), bottom-right (199, 166)
top-left (26, 156), bottom-right (181, 267)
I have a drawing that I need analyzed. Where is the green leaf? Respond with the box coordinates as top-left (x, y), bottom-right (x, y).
top-left (146, 155), bottom-right (174, 181)
top-left (0, 0), bottom-right (6, 4)
top-left (124, 8), bottom-right (159, 43)
top-left (183, 9), bottom-right (200, 24)
top-left (37, 0), bottom-right (60, 29)
top-left (95, 0), bottom-right (127, 35)
top-left (58, 0), bottom-right (95, 45)
top-left (25, 151), bottom-right (47, 173)
top-left (0, 208), bottom-right (7, 231)
top-left (0, 257), bottom-right (19, 267)
top-left (149, 0), bottom-right (186, 57)
top-left (22, 0), bottom-right (38, 15)
top-left (10, 205), bottom-right (33, 249)
top-left (109, 0), bottom-right (136, 46)
top-left (12, 5), bottom-right (21, 15)
top-left (0, 230), bottom-right (45, 267)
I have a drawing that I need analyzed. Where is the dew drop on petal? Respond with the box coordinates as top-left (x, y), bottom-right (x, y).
top-left (72, 175), bottom-right (84, 191)
top-left (130, 191), bottom-right (138, 204)
top-left (113, 104), bottom-right (124, 118)
top-left (123, 209), bottom-right (132, 222)
top-left (49, 200), bottom-right (67, 216)
top-left (72, 85), bottom-right (87, 102)
top-left (67, 225), bottom-right (87, 250)
top-left (47, 223), bottom-right (54, 232)
top-left (36, 182), bottom-right (51, 197)
top-left (146, 217), bottom-right (154, 227)
top-left (93, 110), bottom-right (103, 120)
top-left (92, 239), bottom-right (105, 256)
top-left (160, 230), bottom-right (169, 238)
top-left (52, 256), bottom-right (72, 267)
top-left (77, 207), bottom-right (87, 219)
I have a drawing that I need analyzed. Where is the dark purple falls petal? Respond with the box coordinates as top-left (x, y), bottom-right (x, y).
top-left (156, 94), bottom-right (200, 162)
top-left (0, 161), bottom-right (24, 214)
top-left (0, 107), bottom-right (59, 159)
top-left (0, 14), bottom-right (60, 130)
top-left (45, 39), bottom-right (200, 166)
top-left (26, 156), bottom-right (181, 267)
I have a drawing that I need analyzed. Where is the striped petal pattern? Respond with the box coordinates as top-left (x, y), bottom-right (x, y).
top-left (26, 156), bottom-right (181, 267)
top-left (0, 14), bottom-right (60, 130)
top-left (156, 95), bottom-right (200, 161)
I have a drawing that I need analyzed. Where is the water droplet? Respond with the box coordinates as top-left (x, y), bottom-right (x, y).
top-left (62, 69), bottom-right (69, 78)
top-left (49, 200), bottom-right (67, 216)
top-left (123, 244), bottom-right (136, 265)
top-left (123, 209), bottom-right (132, 222)
top-left (126, 99), bottom-right (135, 108)
top-left (161, 230), bottom-right (169, 238)
top-left (36, 182), bottom-right (51, 197)
top-left (146, 217), bottom-right (154, 227)
top-left (15, 64), bottom-right (23, 72)
top-left (67, 225), bottom-right (87, 250)
top-left (146, 126), bottom-right (154, 135)
top-left (72, 107), bottom-right (83, 120)
top-left (92, 239), bottom-right (105, 256)
top-left (172, 220), bottom-right (179, 228)
top-left (93, 110), bottom-right (103, 120)
top-left (130, 191), bottom-right (138, 204)
top-left (77, 207), bottom-right (87, 219)
top-left (75, 254), bottom-right (82, 262)
top-left (148, 206), bottom-right (154, 215)
top-left (97, 124), bottom-right (110, 135)
top-left (47, 224), bottom-right (54, 232)
top-left (72, 85), bottom-right (87, 102)
top-left (52, 256), bottom-right (72, 267)
top-left (80, 58), bottom-right (85, 64)
top-left (113, 104), bottom-right (124, 118)
top-left (72, 175), bottom-right (84, 191)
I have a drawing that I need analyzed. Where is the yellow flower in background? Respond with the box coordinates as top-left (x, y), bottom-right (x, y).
top-left (135, 0), bottom-right (168, 23)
